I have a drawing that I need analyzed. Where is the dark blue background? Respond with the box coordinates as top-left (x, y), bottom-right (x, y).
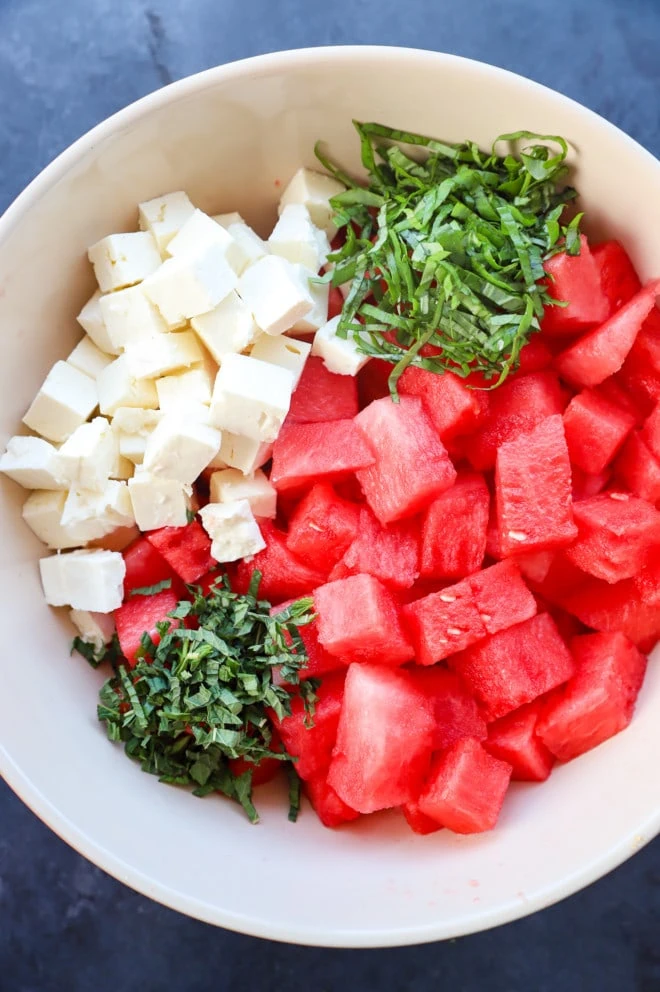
top-left (1, 1), bottom-right (659, 988)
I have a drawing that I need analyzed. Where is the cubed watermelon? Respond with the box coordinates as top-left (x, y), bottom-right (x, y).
top-left (495, 415), bottom-right (577, 556)
top-left (403, 581), bottom-right (486, 666)
top-left (616, 310), bottom-right (660, 415)
top-left (114, 586), bottom-right (181, 666)
top-left (145, 521), bottom-right (215, 584)
top-left (229, 741), bottom-right (284, 787)
top-left (614, 432), bottom-right (660, 504)
top-left (410, 666), bottom-right (487, 751)
top-left (541, 235), bottom-right (609, 335)
top-left (398, 367), bottom-right (488, 442)
top-left (555, 282), bottom-right (660, 388)
top-left (271, 671), bottom-right (345, 781)
top-left (315, 573), bottom-right (414, 666)
top-left (592, 240), bottom-right (643, 316)
top-left (511, 336), bottom-right (553, 376)
top-left (597, 377), bottom-right (646, 425)
top-left (354, 396), bottom-right (457, 524)
top-left (514, 550), bottom-right (556, 585)
top-left (467, 371), bottom-right (564, 471)
top-left (304, 775), bottom-right (360, 828)
top-left (641, 403), bottom-right (660, 462)
top-left (286, 356), bottom-right (358, 423)
top-left (285, 483), bottom-right (360, 573)
top-left (450, 613), bottom-right (575, 721)
top-left (357, 358), bottom-right (393, 408)
top-left (420, 474), bottom-right (490, 580)
top-left (562, 389), bottom-right (635, 475)
top-left (271, 419), bottom-right (375, 492)
top-left (536, 632), bottom-right (648, 761)
top-left (562, 560), bottom-right (660, 650)
top-left (233, 521), bottom-right (326, 601)
top-left (469, 559), bottom-right (538, 635)
top-left (327, 663), bottom-right (435, 813)
top-left (327, 285), bottom-right (345, 320)
top-left (572, 467), bottom-right (611, 502)
top-left (401, 800), bottom-right (443, 835)
top-left (417, 738), bottom-right (512, 834)
top-left (122, 537), bottom-right (177, 595)
top-left (564, 492), bottom-right (660, 583)
top-left (270, 600), bottom-right (345, 681)
top-left (485, 700), bottom-right (555, 781)
top-left (337, 506), bottom-right (420, 589)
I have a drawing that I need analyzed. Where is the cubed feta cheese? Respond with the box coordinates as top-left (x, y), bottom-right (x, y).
top-left (218, 433), bottom-right (273, 475)
top-left (57, 417), bottom-right (119, 489)
top-left (213, 212), bottom-right (245, 228)
top-left (70, 608), bottom-right (116, 651)
top-left (250, 334), bottom-right (311, 387)
top-left (225, 222), bottom-right (269, 274)
top-left (39, 549), bottom-right (126, 611)
top-left (97, 355), bottom-right (158, 416)
top-left (0, 435), bottom-right (66, 490)
top-left (88, 232), bottom-right (161, 293)
top-left (167, 209), bottom-right (246, 274)
top-left (125, 331), bottom-right (203, 380)
top-left (155, 367), bottom-right (214, 411)
top-left (76, 290), bottom-right (119, 356)
top-left (23, 361), bottom-right (98, 443)
top-left (237, 255), bottom-right (314, 337)
top-left (61, 479), bottom-right (135, 541)
top-left (22, 490), bottom-right (87, 549)
top-left (312, 315), bottom-right (371, 376)
top-left (110, 452), bottom-right (134, 481)
top-left (190, 291), bottom-right (259, 362)
top-left (142, 414), bottom-right (222, 485)
top-left (142, 243), bottom-right (237, 326)
top-left (113, 408), bottom-right (161, 466)
top-left (209, 468), bottom-right (277, 519)
top-left (67, 334), bottom-right (114, 380)
top-left (118, 432), bottom-right (148, 465)
top-left (127, 471), bottom-right (192, 530)
top-left (199, 499), bottom-right (265, 562)
top-left (268, 204), bottom-right (330, 272)
top-left (209, 353), bottom-right (293, 442)
top-left (138, 191), bottom-right (196, 255)
top-left (99, 285), bottom-right (168, 351)
top-left (290, 266), bottom-right (330, 333)
top-left (278, 167), bottom-right (345, 235)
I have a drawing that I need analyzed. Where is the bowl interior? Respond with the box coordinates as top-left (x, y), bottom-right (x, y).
top-left (0, 47), bottom-right (659, 947)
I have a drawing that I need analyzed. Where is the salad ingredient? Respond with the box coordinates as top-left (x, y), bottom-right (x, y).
top-left (563, 390), bottom-right (636, 476)
top-left (88, 232), bottom-right (161, 293)
top-left (0, 435), bottom-right (66, 490)
top-left (208, 467), bottom-right (277, 520)
top-left (209, 352), bottom-right (294, 442)
top-left (269, 203), bottom-right (331, 272)
top-left (138, 191), bottom-right (196, 254)
top-left (419, 473), bottom-right (490, 579)
top-left (286, 356), bottom-right (358, 424)
top-left (249, 335), bottom-right (311, 388)
top-left (145, 522), bottom-right (214, 584)
top-left (127, 472), bottom-right (191, 531)
top-left (484, 701), bottom-right (555, 782)
top-left (592, 239), bottom-right (642, 316)
top-left (23, 361), bottom-right (98, 443)
top-left (311, 315), bottom-right (370, 376)
top-left (198, 500), bottom-right (265, 562)
top-left (335, 507), bottom-right (420, 590)
top-left (39, 549), bottom-right (126, 612)
top-left (398, 367), bottom-right (488, 444)
top-left (285, 482), bottom-right (360, 572)
top-left (278, 167), bottom-right (345, 234)
top-left (411, 667), bottom-right (487, 752)
top-left (270, 419), bottom-right (376, 492)
top-left (541, 234), bottom-right (608, 335)
top-left (237, 255), bottom-right (314, 336)
top-left (234, 521), bottom-right (327, 602)
top-left (563, 493), bottom-right (660, 583)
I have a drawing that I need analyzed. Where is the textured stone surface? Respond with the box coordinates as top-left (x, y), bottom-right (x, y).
top-left (1, 0), bottom-right (660, 986)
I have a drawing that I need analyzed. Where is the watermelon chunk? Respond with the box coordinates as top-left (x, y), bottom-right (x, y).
top-left (536, 632), bottom-right (647, 761)
top-left (145, 521), bottom-right (214, 584)
top-left (562, 389), bottom-right (635, 475)
top-left (337, 506), bottom-right (420, 589)
top-left (315, 573), bottom-right (414, 666)
top-left (398, 367), bottom-right (488, 442)
top-left (468, 559), bottom-right (538, 635)
top-left (327, 663), bottom-right (435, 813)
top-left (541, 235), bottom-right (609, 336)
top-left (495, 415), bottom-right (577, 556)
top-left (450, 613), bottom-right (575, 721)
top-left (572, 467), bottom-right (611, 502)
top-left (233, 521), bottom-right (326, 601)
top-left (270, 600), bottom-right (344, 680)
top-left (420, 474), bottom-right (490, 580)
top-left (562, 560), bottom-right (660, 651)
top-left (403, 581), bottom-right (486, 666)
top-left (417, 738), bottom-right (512, 834)
top-left (411, 666), bottom-right (487, 751)
top-left (271, 671), bottom-right (345, 781)
top-left (357, 358), bottom-right (392, 408)
top-left (485, 701), bottom-right (555, 781)
top-left (614, 432), bottom-right (660, 504)
top-left (555, 282), bottom-right (660, 388)
top-left (271, 419), bottom-right (375, 492)
top-left (229, 742), bottom-right (284, 787)
top-left (511, 336), bottom-right (553, 376)
top-left (402, 800), bottom-right (443, 835)
top-left (467, 371), bottom-right (564, 471)
top-left (597, 377), bottom-right (646, 425)
top-left (354, 396), bottom-right (457, 524)
top-left (114, 587), bottom-right (181, 666)
top-left (564, 492), bottom-right (660, 583)
top-left (641, 403), bottom-right (660, 462)
top-left (285, 483), bottom-right (360, 573)
top-left (122, 537), bottom-right (177, 595)
top-left (304, 775), bottom-right (360, 828)
top-left (592, 239), bottom-right (642, 316)
top-left (286, 356), bottom-right (358, 423)
top-left (616, 310), bottom-right (660, 415)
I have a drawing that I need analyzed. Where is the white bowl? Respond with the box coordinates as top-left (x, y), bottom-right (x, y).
top-left (1, 46), bottom-right (659, 948)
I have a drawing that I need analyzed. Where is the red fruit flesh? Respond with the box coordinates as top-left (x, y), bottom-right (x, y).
top-left (338, 507), bottom-right (420, 589)
top-left (420, 474), bottom-right (490, 580)
top-left (485, 701), bottom-right (555, 781)
top-left (287, 356), bottom-right (359, 423)
top-left (145, 521), bottom-right (215, 584)
top-left (410, 666), bottom-right (487, 751)
top-left (285, 482), bottom-right (360, 572)
top-left (418, 738), bottom-right (512, 834)
top-left (541, 235), bottom-right (609, 336)
top-left (564, 492), bottom-right (660, 583)
top-left (271, 419), bottom-right (375, 492)
top-left (562, 389), bottom-right (635, 475)
top-left (233, 521), bottom-right (326, 601)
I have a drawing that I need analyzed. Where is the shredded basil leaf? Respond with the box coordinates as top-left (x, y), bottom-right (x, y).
top-left (129, 579), bottom-right (173, 597)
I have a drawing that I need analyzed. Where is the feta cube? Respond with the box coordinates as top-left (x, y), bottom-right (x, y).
top-left (0, 435), bottom-right (66, 490)
top-left (76, 290), bottom-right (119, 356)
top-left (142, 414), bottom-right (222, 485)
top-left (88, 232), bottom-right (161, 293)
top-left (312, 315), bottom-right (370, 376)
top-left (167, 209), bottom-right (246, 274)
top-left (125, 331), bottom-right (203, 380)
top-left (209, 353), bottom-right (294, 442)
top-left (269, 204), bottom-right (330, 272)
top-left (278, 167), bottom-right (345, 235)
top-left (110, 453), bottom-right (134, 481)
top-left (213, 212), bottom-right (245, 228)
top-left (118, 432), bottom-right (148, 465)
top-left (23, 361), bottom-right (98, 443)
top-left (209, 468), bottom-right (277, 519)
top-left (199, 499), bottom-right (265, 563)
top-left (290, 266), bottom-right (330, 333)
top-left (218, 433), bottom-right (273, 475)
top-left (156, 367), bottom-right (214, 412)
top-left (57, 417), bottom-right (119, 490)
top-left (22, 490), bottom-right (87, 549)
top-left (99, 285), bottom-right (168, 351)
top-left (250, 334), bottom-right (311, 387)
top-left (237, 255), bottom-right (314, 337)
top-left (39, 549), bottom-right (126, 611)
top-left (128, 471), bottom-right (192, 530)
top-left (67, 334), bottom-right (113, 380)
top-left (142, 243), bottom-right (237, 326)
top-left (61, 479), bottom-right (135, 541)
top-left (97, 355), bottom-right (158, 416)
top-left (190, 291), bottom-right (259, 362)
top-left (225, 222), bottom-right (269, 274)
top-left (138, 191), bottom-right (196, 255)
top-left (113, 408), bottom-right (161, 466)
top-left (70, 609), bottom-right (116, 651)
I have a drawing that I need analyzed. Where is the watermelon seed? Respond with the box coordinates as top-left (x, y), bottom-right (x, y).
top-left (480, 614), bottom-right (492, 624)
top-left (447, 627), bottom-right (464, 637)
top-left (507, 531), bottom-right (528, 542)
top-left (609, 492), bottom-right (629, 501)
top-left (440, 593), bottom-right (457, 603)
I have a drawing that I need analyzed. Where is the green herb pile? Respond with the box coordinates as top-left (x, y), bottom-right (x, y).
top-left (79, 574), bottom-right (317, 822)
top-left (316, 122), bottom-right (581, 397)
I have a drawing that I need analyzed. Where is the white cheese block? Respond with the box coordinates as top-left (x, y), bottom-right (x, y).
top-left (237, 255), bottom-right (314, 337)
top-left (190, 291), bottom-right (259, 362)
top-left (199, 499), bottom-right (265, 563)
top-left (125, 330), bottom-right (203, 380)
top-left (23, 491), bottom-right (75, 548)
top-left (97, 355), bottom-right (158, 416)
top-left (88, 232), bottom-right (161, 293)
top-left (39, 549), bottom-right (126, 612)
top-left (209, 468), bottom-right (276, 519)
top-left (213, 211), bottom-right (245, 228)
top-left (67, 335), bottom-right (114, 379)
top-left (312, 314), bottom-right (370, 375)
top-left (268, 204), bottom-right (330, 272)
top-left (0, 435), bottom-right (66, 490)
top-left (156, 367), bottom-right (214, 411)
top-left (61, 479), bottom-right (135, 542)
top-left (127, 471), bottom-right (192, 530)
top-left (138, 191), bottom-right (196, 255)
top-left (142, 414), bottom-right (222, 485)
top-left (290, 266), bottom-right (330, 333)
top-left (278, 167), bottom-right (345, 235)
top-left (225, 222), bottom-right (269, 273)
top-left (209, 353), bottom-right (294, 442)
top-left (57, 417), bottom-right (119, 490)
top-left (77, 290), bottom-right (119, 355)
top-left (70, 608), bottom-right (116, 651)
top-left (167, 209), bottom-right (246, 274)
top-left (218, 433), bottom-right (273, 475)
top-left (23, 362), bottom-right (98, 443)
top-left (142, 243), bottom-right (237, 326)
top-left (250, 334), bottom-right (311, 387)
top-left (99, 285), bottom-right (168, 351)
